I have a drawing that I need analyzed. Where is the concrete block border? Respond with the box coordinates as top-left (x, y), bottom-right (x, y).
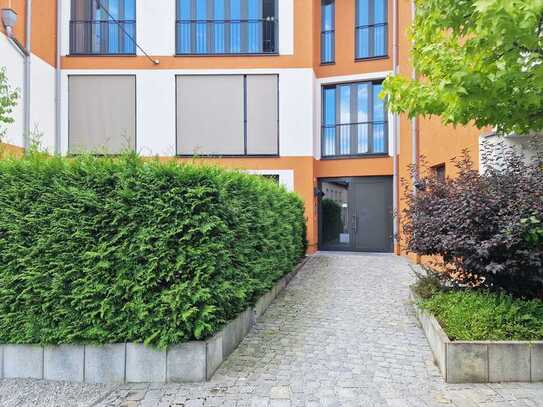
top-left (410, 287), bottom-right (543, 383)
top-left (0, 258), bottom-right (307, 384)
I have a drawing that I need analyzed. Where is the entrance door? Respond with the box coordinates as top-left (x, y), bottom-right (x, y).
top-left (318, 177), bottom-right (393, 252)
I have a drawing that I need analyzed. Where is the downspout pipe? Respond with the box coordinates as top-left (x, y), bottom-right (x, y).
top-left (411, 0), bottom-right (418, 188)
top-left (55, 0), bottom-right (61, 154)
top-left (392, 0), bottom-right (399, 254)
top-left (23, 0), bottom-right (31, 151)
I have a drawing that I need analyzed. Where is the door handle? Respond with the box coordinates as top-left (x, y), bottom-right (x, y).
top-left (352, 214), bottom-right (358, 233)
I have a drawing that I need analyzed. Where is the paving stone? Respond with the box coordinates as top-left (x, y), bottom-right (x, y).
top-left (6, 254), bottom-right (542, 407)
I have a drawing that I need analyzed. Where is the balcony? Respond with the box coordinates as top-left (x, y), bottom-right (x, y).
top-left (176, 18), bottom-right (278, 55)
top-left (70, 20), bottom-right (136, 55)
top-left (322, 121), bottom-right (389, 158)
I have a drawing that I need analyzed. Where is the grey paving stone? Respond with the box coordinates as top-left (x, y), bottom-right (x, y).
top-left (2, 254), bottom-right (543, 406)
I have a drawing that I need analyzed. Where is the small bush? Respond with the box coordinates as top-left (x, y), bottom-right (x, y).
top-left (0, 153), bottom-right (306, 348)
top-left (403, 142), bottom-right (543, 298)
top-left (420, 290), bottom-right (543, 341)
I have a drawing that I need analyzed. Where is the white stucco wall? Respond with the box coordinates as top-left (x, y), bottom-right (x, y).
top-left (60, 68), bottom-right (315, 157)
top-left (29, 54), bottom-right (56, 152)
top-left (480, 133), bottom-right (543, 173)
top-left (0, 33), bottom-right (25, 148)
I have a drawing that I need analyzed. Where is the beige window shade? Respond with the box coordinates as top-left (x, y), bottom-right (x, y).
top-left (246, 75), bottom-right (279, 155)
top-left (177, 75), bottom-right (245, 155)
top-left (69, 75), bottom-right (136, 154)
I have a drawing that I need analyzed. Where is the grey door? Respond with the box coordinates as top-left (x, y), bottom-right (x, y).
top-left (351, 177), bottom-right (393, 252)
top-left (319, 176), bottom-right (393, 252)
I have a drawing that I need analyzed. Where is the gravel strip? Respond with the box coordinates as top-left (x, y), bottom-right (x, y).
top-left (0, 379), bottom-right (115, 407)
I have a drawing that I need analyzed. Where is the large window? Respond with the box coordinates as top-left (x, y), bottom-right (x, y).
top-left (355, 0), bottom-right (387, 59)
top-left (68, 75), bottom-right (136, 154)
top-left (322, 81), bottom-right (387, 157)
top-left (177, 75), bottom-right (279, 156)
top-left (176, 0), bottom-right (278, 55)
top-left (321, 0), bottom-right (335, 64)
top-left (70, 0), bottom-right (136, 55)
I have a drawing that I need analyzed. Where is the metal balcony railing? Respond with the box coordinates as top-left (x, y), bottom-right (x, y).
top-left (176, 18), bottom-right (278, 55)
top-left (70, 20), bottom-right (136, 55)
top-left (322, 121), bottom-right (389, 157)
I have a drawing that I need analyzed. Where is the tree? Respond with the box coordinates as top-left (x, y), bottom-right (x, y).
top-left (0, 67), bottom-right (19, 141)
top-left (383, 0), bottom-right (543, 135)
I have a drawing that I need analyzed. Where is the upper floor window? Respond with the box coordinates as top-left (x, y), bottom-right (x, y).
top-left (176, 0), bottom-right (278, 55)
top-left (322, 81), bottom-right (388, 158)
top-left (321, 0), bottom-right (335, 64)
top-left (70, 0), bottom-right (136, 55)
top-left (355, 0), bottom-right (387, 59)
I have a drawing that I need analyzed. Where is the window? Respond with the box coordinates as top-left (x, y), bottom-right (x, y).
top-left (355, 0), bottom-right (387, 59)
top-left (322, 81), bottom-right (388, 157)
top-left (432, 164), bottom-right (446, 182)
top-left (70, 0), bottom-right (136, 55)
top-left (177, 75), bottom-right (278, 156)
top-left (176, 0), bottom-right (278, 55)
top-left (68, 75), bottom-right (136, 154)
top-left (321, 0), bottom-right (335, 64)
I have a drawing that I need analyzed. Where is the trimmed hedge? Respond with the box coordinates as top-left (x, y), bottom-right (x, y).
top-left (0, 153), bottom-right (306, 348)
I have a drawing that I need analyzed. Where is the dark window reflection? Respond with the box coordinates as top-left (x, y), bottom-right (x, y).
top-left (321, 180), bottom-right (350, 247)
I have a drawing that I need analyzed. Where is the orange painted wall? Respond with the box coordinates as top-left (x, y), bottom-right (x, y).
top-left (0, 142), bottom-right (24, 157)
top-left (313, 0), bottom-right (393, 78)
top-left (0, 0), bottom-right (56, 66)
top-left (31, 0), bottom-right (57, 66)
top-left (0, 0), bottom-right (25, 44)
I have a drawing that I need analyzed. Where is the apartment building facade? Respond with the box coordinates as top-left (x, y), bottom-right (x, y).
top-left (0, 0), bottom-right (481, 254)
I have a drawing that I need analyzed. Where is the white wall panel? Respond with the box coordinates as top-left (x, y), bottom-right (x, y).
top-left (30, 54), bottom-right (56, 152)
top-left (137, 0), bottom-right (176, 56)
top-left (0, 33), bottom-right (25, 147)
top-left (278, 0), bottom-right (294, 55)
top-left (61, 68), bottom-right (314, 157)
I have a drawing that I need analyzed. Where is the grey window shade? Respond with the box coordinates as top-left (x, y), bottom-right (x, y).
top-left (177, 75), bottom-right (245, 155)
top-left (69, 75), bottom-right (136, 154)
top-left (246, 75), bottom-right (278, 155)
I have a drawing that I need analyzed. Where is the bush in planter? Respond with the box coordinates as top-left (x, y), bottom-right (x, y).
top-left (403, 142), bottom-right (543, 298)
top-left (0, 153), bottom-right (306, 348)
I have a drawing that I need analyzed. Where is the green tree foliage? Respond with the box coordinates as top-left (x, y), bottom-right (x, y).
top-left (0, 153), bottom-right (307, 348)
top-left (383, 0), bottom-right (543, 134)
top-left (0, 67), bottom-right (19, 141)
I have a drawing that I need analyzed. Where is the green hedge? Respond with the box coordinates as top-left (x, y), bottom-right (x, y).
top-left (0, 153), bottom-right (306, 348)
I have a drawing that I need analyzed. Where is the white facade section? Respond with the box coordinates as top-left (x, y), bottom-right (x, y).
top-left (137, 0), bottom-right (176, 56)
top-left (0, 33), bottom-right (25, 147)
top-left (0, 34), bottom-right (56, 151)
top-left (314, 71), bottom-right (395, 159)
top-left (60, 68), bottom-right (315, 157)
top-left (278, 0), bottom-right (294, 55)
top-left (60, 0), bottom-right (294, 57)
top-left (29, 55), bottom-right (56, 152)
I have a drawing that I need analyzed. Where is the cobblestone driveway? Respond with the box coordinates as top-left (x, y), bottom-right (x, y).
top-left (2, 253), bottom-right (543, 406)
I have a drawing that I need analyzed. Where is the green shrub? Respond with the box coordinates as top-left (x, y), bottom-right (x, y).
top-left (0, 153), bottom-right (306, 349)
top-left (420, 290), bottom-right (543, 341)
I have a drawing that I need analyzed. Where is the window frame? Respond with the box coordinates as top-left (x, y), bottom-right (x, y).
top-left (174, 0), bottom-right (280, 56)
top-left (69, 0), bottom-right (137, 56)
top-left (321, 80), bottom-right (389, 160)
top-left (175, 73), bottom-right (280, 157)
top-left (67, 74), bottom-right (138, 155)
top-left (354, 0), bottom-right (388, 61)
top-left (320, 0), bottom-right (335, 65)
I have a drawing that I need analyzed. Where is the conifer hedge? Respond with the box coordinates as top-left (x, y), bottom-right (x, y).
top-left (0, 153), bottom-right (306, 348)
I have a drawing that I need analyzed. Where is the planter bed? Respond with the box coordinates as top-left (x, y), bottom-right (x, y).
top-left (410, 287), bottom-right (543, 383)
top-left (0, 258), bottom-right (307, 384)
